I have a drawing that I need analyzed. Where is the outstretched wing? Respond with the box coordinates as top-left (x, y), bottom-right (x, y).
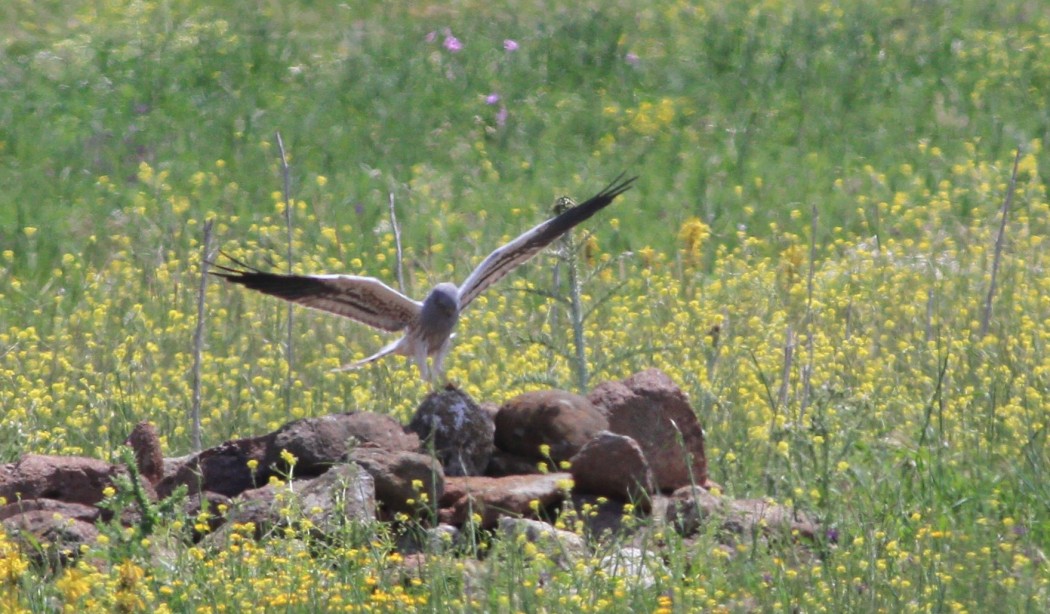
top-left (456, 173), bottom-right (636, 310)
top-left (211, 259), bottom-right (421, 332)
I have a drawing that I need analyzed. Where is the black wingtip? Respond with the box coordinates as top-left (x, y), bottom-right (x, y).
top-left (561, 172), bottom-right (637, 218)
top-left (205, 256), bottom-right (320, 301)
top-left (532, 172), bottom-right (637, 244)
top-left (206, 251), bottom-right (267, 280)
top-left (597, 172), bottom-right (638, 201)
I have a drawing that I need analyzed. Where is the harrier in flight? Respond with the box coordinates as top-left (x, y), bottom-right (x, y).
top-left (212, 174), bottom-right (636, 382)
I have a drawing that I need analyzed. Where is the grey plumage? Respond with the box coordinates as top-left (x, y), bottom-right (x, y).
top-left (211, 174), bottom-right (636, 381)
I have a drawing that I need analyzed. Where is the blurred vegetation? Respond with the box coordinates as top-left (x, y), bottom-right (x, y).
top-left (1, 0), bottom-right (1048, 611)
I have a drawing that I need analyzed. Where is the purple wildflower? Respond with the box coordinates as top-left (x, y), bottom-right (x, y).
top-left (425, 31), bottom-right (437, 43)
top-left (485, 93), bottom-right (501, 105)
top-left (496, 105), bottom-right (508, 127)
top-left (625, 52), bottom-right (640, 66)
top-left (444, 35), bottom-right (463, 53)
top-left (503, 39), bottom-right (519, 52)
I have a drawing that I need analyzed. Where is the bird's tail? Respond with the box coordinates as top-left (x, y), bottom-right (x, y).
top-left (331, 338), bottom-right (404, 372)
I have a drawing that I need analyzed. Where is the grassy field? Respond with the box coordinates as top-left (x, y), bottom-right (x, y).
top-left (2, 0), bottom-right (1049, 610)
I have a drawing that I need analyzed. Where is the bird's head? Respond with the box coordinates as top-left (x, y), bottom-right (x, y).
top-left (424, 283), bottom-right (460, 318)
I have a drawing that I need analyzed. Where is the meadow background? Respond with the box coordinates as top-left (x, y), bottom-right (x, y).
top-left (1, 0), bottom-right (1048, 611)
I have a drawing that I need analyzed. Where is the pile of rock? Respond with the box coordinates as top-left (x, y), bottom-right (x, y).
top-left (0, 368), bottom-right (817, 567)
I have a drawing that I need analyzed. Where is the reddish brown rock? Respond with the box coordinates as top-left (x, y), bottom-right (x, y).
top-left (125, 420), bottom-right (164, 485)
top-left (485, 449), bottom-right (543, 477)
top-left (569, 431), bottom-right (655, 505)
top-left (0, 454), bottom-right (126, 506)
top-left (408, 385), bottom-right (494, 476)
top-left (589, 368), bottom-right (707, 491)
top-left (349, 449), bottom-right (444, 516)
top-left (495, 390), bottom-right (608, 462)
top-left (0, 499), bottom-right (102, 524)
top-left (157, 434), bottom-right (273, 499)
top-left (438, 473), bottom-right (573, 528)
top-left (2, 509), bottom-right (100, 567)
top-left (267, 412), bottom-right (420, 476)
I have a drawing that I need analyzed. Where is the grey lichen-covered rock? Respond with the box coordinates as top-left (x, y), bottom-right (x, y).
top-left (408, 385), bottom-right (494, 477)
top-left (599, 546), bottom-right (665, 590)
top-left (396, 522), bottom-right (462, 554)
top-left (666, 485), bottom-right (818, 542)
top-left (209, 464), bottom-right (376, 543)
top-left (292, 464), bottom-right (377, 531)
top-left (498, 517), bottom-right (586, 566)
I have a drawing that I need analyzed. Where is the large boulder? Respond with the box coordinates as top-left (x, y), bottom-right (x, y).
top-left (589, 369), bottom-right (707, 491)
top-left (495, 390), bottom-right (607, 463)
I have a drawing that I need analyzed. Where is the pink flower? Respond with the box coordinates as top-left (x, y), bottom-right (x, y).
top-left (503, 39), bottom-right (519, 52)
top-left (444, 35), bottom-right (463, 53)
top-left (485, 93), bottom-right (501, 105)
top-left (625, 52), bottom-right (640, 66)
top-left (425, 31), bottom-right (437, 43)
top-left (496, 106), bottom-right (508, 127)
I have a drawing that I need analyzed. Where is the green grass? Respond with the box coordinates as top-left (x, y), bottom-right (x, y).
top-left (1, 0), bottom-right (1049, 611)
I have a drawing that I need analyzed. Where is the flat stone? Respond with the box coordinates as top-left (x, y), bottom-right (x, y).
top-left (0, 498), bottom-right (101, 524)
top-left (0, 454), bottom-right (127, 506)
top-left (438, 472), bottom-right (573, 528)
top-left (267, 412), bottom-right (420, 476)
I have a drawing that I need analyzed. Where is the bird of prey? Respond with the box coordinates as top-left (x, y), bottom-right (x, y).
top-left (211, 174), bottom-right (636, 382)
